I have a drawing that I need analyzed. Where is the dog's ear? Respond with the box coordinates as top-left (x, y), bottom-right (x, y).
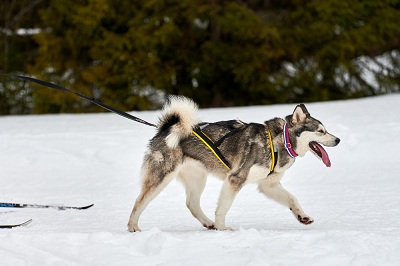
top-left (292, 104), bottom-right (310, 124)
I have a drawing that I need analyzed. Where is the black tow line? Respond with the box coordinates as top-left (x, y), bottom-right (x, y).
top-left (3, 74), bottom-right (237, 170)
top-left (3, 74), bottom-right (157, 128)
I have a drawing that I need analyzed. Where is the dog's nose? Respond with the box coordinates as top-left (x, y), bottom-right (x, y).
top-left (335, 138), bottom-right (340, 145)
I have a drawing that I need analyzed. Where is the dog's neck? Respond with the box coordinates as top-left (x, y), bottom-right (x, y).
top-left (283, 123), bottom-right (298, 158)
top-left (264, 118), bottom-right (298, 158)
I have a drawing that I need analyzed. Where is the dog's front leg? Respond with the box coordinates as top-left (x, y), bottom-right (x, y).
top-left (258, 174), bottom-right (314, 225)
top-left (214, 179), bottom-right (242, 230)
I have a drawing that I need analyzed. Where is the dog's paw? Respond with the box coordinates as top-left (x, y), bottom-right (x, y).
top-left (297, 215), bottom-right (314, 225)
top-left (203, 222), bottom-right (216, 230)
top-left (127, 224), bottom-right (141, 232)
top-left (213, 224), bottom-right (234, 231)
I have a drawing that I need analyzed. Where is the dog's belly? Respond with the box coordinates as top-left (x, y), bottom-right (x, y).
top-left (245, 164), bottom-right (271, 183)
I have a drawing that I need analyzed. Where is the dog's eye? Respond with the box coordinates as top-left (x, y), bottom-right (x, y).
top-left (318, 129), bottom-right (325, 134)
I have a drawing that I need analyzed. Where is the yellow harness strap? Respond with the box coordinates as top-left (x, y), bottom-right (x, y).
top-left (192, 129), bottom-right (231, 170)
top-left (266, 127), bottom-right (276, 172)
top-left (192, 126), bottom-right (275, 172)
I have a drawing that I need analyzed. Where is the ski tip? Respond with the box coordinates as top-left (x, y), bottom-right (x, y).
top-left (21, 219), bottom-right (33, 226)
top-left (79, 204), bottom-right (94, 210)
top-left (57, 204), bottom-right (94, 210)
top-left (0, 219), bottom-right (32, 229)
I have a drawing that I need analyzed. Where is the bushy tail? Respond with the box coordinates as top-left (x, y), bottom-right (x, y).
top-left (158, 96), bottom-right (201, 148)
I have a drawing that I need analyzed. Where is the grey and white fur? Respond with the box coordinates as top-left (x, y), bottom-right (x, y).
top-left (128, 96), bottom-right (340, 232)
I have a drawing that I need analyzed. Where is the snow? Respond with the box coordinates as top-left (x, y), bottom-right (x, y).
top-left (1, 94), bottom-right (400, 265)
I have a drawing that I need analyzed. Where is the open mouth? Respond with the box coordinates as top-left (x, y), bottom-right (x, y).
top-left (309, 141), bottom-right (331, 167)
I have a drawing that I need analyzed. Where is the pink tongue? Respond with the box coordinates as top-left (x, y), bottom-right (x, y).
top-left (315, 143), bottom-right (331, 167)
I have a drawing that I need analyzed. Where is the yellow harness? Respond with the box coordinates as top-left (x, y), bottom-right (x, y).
top-left (192, 125), bottom-right (277, 172)
top-left (266, 126), bottom-right (276, 172)
top-left (192, 128), bottom-right (231, 170)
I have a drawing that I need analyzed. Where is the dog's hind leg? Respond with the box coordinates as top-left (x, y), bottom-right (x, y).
top-left (127, 169), bottom-right (176, 232)
top-left (258, 173), bottom-right (314, 225)
top-left (178, 160), bottom-right (214, 229)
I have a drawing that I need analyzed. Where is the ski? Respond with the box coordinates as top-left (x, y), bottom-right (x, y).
top-left (0, 219), bottom-right (32, 229)
top-left (0, 202), bottom-right (94, 210)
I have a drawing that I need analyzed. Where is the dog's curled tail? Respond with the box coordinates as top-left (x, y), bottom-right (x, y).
top-left (158, 95), bottom-right (201, 149)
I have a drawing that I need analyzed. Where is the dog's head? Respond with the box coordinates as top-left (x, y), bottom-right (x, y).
top-left (286, 104), bottom-right (340, 167)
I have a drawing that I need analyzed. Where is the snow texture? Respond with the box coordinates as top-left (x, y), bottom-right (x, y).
top-left (1, 94), bottom-right (399, 265)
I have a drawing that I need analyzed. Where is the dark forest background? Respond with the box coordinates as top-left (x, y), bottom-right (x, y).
top-left (1, 0), bottom-right (399, 114)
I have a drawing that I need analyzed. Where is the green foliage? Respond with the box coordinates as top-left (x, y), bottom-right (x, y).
top-left (277, 0), bottom-right (400, 101)
top-left (1, 0), bottom-right (400, 114)
top-left (0, 0), bottom-right (47, 114)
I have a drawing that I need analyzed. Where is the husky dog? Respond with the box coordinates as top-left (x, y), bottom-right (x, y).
top-left (128, 96), bottom-right (340, 232)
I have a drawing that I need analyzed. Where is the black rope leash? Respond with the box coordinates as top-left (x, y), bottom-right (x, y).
top-left (2, 74), bottom-right (241, 171)
top-left (2, 74), bottom-right (157, 128)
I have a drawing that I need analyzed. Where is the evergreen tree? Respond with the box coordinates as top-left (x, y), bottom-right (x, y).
top-left (274, 0), bottom-right (400, 101)
top-left (0, 0), bottom-right (47, 114)
top-left (5, 0), bottom-right (399, 113)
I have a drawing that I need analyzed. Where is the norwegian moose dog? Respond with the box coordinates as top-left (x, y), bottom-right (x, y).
top-left (128, 96), bottom-right (340, 232)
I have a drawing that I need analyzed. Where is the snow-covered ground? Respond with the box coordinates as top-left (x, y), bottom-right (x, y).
top-left (1, 94), bottom-right (399, 265)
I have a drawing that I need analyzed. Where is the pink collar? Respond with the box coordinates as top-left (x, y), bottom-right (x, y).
top-left (283, 123), bottom-right (298, 158)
